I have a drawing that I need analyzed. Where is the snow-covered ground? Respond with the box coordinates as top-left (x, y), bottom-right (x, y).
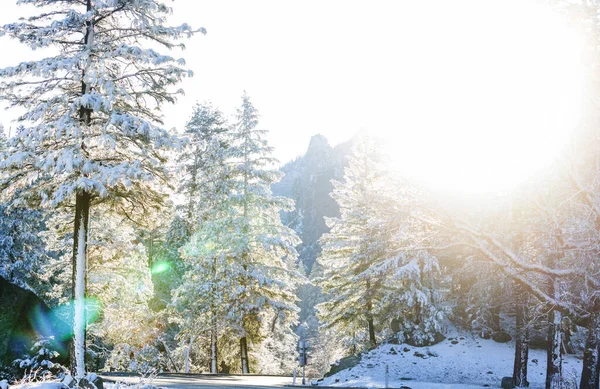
top-left (4, 383), bottom-right (67, 389)
top-left (319, 331), bottom-right (582, 389)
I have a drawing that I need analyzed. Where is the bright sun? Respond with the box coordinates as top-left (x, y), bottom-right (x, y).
top-left (379, 1), bottom-right (585, 196)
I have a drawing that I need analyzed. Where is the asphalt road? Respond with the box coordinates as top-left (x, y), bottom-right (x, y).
top-left (101, 373), bottom-right (296, 389)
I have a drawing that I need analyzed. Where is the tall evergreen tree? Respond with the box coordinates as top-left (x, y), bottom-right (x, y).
top-left (228, 92), bottom-right (301, 373)
top-left (317, 136), bottom-right (387, 349)
top-left (174, 102), bottom-right (233, 373)
top-left (177, 102), bottom-right (228, 225)
top-left (175, 95), bottom-right (301, 374)
top-left (0, 0), bottom-right (202, 379)
top-left (317, 135), bottom-right (445, 351)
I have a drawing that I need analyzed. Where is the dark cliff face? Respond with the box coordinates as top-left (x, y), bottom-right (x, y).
top-left (272, 134), bottom-right (352, 274)
top-left (272, 134), bottom-right (352, 335)
top-left (0, 277), bottom-right (71, 366)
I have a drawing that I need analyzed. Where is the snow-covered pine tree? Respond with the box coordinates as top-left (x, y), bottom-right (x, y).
top-left (373, 184), bottom-right (447, 347)
top-left (172, 102), bottom-right (232, 373)
top-left (0, 204), bottom-right (48, 290)
top-left (225, 93), bottom-right (301, 373)
top-left (0, 0), bottom-right (202, 379)
top-left (177, 102), bottom-right (228, 225)
top-left (316, 135), bottom-right (387, 349)
top-left (175, 96), bottom-right (301, 374)
top-left (0, 126), bottom-right (49, 291)
top-left (317, 135), bottom-right (445, 351)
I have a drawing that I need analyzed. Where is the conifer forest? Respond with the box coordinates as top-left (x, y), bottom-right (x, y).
top-left (2, 1), bottom-right (600, 389)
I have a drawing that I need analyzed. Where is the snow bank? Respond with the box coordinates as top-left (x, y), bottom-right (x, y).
top-left (8, 383), bottom-right (67, 389)
top-left (319, 331), bottom-right (582, 389)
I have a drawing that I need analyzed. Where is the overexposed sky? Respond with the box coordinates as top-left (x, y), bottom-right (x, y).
top-left (0, 1), bottom-right (587, 194)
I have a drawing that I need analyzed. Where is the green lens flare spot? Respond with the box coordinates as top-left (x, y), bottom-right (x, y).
top-left (151, 261), bottom-right (170, 274)
top-left (45, 297), bottom-right (103, 343)
top-left (85, 296), bottom-right (102, 325)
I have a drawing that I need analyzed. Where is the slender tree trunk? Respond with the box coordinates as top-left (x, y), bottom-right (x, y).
top-left (239, 129), bottom-right (250, 376)
top-left (513, 288), bottom-right (529, 387)
top-left (546, 277), bottom-right (563, 389)
top-left (544, 242), bottom-right (563, 389)
top-left (562, 327), bottom-right (573, 355)
top-left (161, 340), bottom-right (179, 373)
top-left (366, 279), bottom-right (376, 347)
top-left (210, 252), bottom-right (219, 374)
top-left (580, 314), bottom-right (600, 389)
top-left (596, 341), bottom-right (600, 388)
top-left (490, 304), bottom-right (501, 332)
top-left (211, 316), bottom-right (218, 373)
top-left (184, 335), bottom-right (194, 374)
top-left (546, 311), bottom-right (563, 389)
top-left (240, 336), bottom-right (249, 374)
top-left (70, 0), bottom-right (94, 377)
top-left (367, 316), bottom-right (376, 347)
top-left (70, 191), bottom-right (91, 380)
top-left (597, 342), bottom-right (600, 387)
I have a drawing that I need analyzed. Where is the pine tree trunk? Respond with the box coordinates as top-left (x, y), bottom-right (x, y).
top-left (70, 0), bottom-right (94, 378)
top-left (513, 290), bottom-right (529, 387)
top-left (368, 317), bottom-right (376, 347)
top-left (211, 316), bottom-right (218, 374)
top-left (70, 191), bottom-right (91, 380)
top-left (240, 336), bottom-right (249, 374)
top-left (580, 315), bottom-right (600, 389)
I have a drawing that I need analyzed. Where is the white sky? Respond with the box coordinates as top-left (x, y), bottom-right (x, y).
top-left (0, 0), bottom-right (586, 195)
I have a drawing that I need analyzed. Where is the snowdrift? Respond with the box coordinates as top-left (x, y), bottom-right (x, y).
top-left (318, 331), bottom-right (583, 389)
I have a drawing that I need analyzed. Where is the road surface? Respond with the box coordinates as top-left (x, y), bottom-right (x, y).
top-left (101, 373), bottom-right (296, 389)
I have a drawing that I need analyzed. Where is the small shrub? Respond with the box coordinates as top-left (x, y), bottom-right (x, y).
top-left (12, 336), bottom-right (66, 382)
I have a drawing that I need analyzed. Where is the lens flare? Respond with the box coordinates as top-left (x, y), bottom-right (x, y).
top-left (151, 261), bottom-right (171, 274)
top-left (85, 296), bottom-right (102, 325)
top-left (35, 297), bottom-right (104, 340)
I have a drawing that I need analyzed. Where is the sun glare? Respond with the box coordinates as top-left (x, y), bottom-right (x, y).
top-left (380, 1), bottom-right (584, 196)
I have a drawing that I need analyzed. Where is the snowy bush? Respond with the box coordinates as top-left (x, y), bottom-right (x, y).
top-left (0, 204), bottom-right (49, 290)
top-left (0, 366), bottom-right (12, 383)
top-left (11, 337), bottom-right (66, 382)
